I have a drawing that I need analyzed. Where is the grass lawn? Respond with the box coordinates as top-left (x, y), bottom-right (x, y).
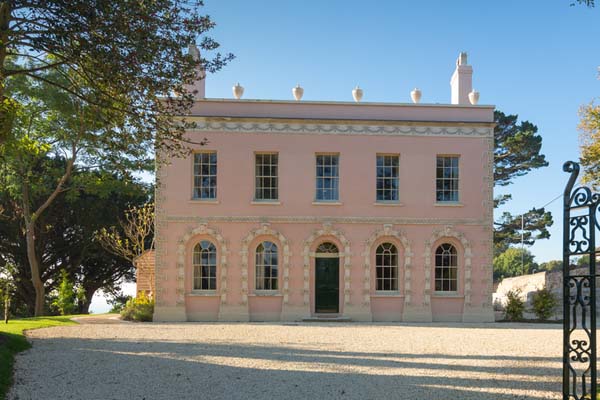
top-left (0, 316), bottom-right (77, 400)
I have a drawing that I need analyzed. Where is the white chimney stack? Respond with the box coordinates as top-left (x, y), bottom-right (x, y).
top-left (185, 44), bottom-right (206, 99)
top-left (450, 52), bottom-right (473, 105)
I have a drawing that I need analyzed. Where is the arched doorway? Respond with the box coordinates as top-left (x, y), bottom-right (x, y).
top-left (315, 242), bottom-right (340, 313)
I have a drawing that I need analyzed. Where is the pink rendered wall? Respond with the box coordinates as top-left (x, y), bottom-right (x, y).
top-left (168, 132), bottom-right (487, 219)
top-left (155, 101), bottom-right (493, 321)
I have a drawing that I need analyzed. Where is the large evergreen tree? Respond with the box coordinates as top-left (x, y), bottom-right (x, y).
top-left (493, 111), bottom-right (553, 254)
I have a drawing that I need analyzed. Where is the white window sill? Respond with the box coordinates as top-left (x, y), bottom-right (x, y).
top-left (312, 201), bottom-right (343, 206)
top-left (188, 291), bottom-right (219, 297)
top-left (371, 292), bottom-right (404, 298)
top-left (251, 200), bottom-right (281, 205)
top-left (250, 291), bottom-right (282, 297)
top-left (432, 293), bottom-right (464, 298)
top-left (189, 199), bottom-right (219, 204)
top-left (374, 202), bottom-right (404, 207)
top-left (434, 202), bottom-right (463, 207)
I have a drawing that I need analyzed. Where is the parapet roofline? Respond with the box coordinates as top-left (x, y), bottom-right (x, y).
top-left (187, 98), bottom-right (495, 124)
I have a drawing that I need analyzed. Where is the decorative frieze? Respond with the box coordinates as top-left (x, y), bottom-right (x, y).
top-left (192, 121), bottom-right (493, 138)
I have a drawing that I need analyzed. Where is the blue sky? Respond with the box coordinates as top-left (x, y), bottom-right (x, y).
top-left (200, 0), bottom-right (600, 263)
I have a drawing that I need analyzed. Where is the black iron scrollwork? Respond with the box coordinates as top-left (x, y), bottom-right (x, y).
top-left (563, 161), bottom-right (598, 400)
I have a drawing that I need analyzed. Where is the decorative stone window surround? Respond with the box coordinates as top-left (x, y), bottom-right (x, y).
top-left (176, 224), bottom-right (228, 305)
top-left (363, 224), bottom-right (413, 306)
top-left (302, 223), bottom-right (351, 306)
top-left (240, 223), bottom-right (291, 305)
top-left (423, 225), bottom-right (472, 307)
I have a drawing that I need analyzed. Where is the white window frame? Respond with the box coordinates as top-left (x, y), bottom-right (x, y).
top-left (375, 242), bottom-right (399, 292)
top-left (315, 153), bottom-right (340, 202)
top-left (436, 155), bottom-right (460, 203)
top-left (255, 241), bottom-right (278, 291)
top-left (434, 243), bottom-right (458, 293)
top-left (193, 240), bottom-right (217, 291)
top-left (192, 151), bottom-right (217, 200)
top-left (376, 154), bottom-right (400, 203)
top-left (254, 152), bottom-right (279, 201)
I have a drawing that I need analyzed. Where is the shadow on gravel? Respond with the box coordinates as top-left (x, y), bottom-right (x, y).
top-left (9, 335), bottom-right (562, 400)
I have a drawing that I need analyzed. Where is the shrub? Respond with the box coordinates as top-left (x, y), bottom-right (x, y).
top-left (51, 270), bottom-right (77, 316)
top-left (120, 292), bottom-right (154, 322)
top-left (532, 288), bottom-right (558, 320)
top-left (504, 289), bottom-right (525, 321)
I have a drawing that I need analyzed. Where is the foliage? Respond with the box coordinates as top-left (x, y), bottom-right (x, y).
top-left (51, 270), bottom-right (77, 316)
top-left (493, 247), bottom-right (538, 281)
top-left (493, 209), bottom-right (553, 255)
top-left (493, 111), bottom-right (552, 252)
top-left (504, 290), bottom-right (525, 321)
top-left (0, 0), bottom-right (231, 316)
top-left (0, 316), bottom-right (76, 398)
top-left (531, 288), bottom-right (558, 320)
top-left (538, 260), bottom-right (563, 272)
top-left (0, 0), bottom-right (233, 155)
top-left (108, 292), bottom-right (132, 314)
top-left (0, 159), bottom-right (151, 316)
top-left (579, 101), bottom-right (600, 186)
top-left (96, 202), bottom-right (155, 263)
top-left (120, 292), bottom-right (154, 322)
top-left (571, 0), bottom-right (594, 6)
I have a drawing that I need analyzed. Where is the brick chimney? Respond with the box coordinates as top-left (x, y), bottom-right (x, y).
top-left (185, 44), bottom-right (206, 99)
top-left (450, 52), bottom-right (472, 105)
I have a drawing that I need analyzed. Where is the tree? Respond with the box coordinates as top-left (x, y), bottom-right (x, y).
top-left (0, 1), bottom-right (232, 316)
top-left (96, 202), bottom-right (155, 264)
top-left (0, 159), bottom-right (150, 315)
top-left (538, 259), bottom-right (563, 272)
top-left (0, 1), bottom-right (233, 149)
top-left (493, 247), bottom-right (538, 281)
top-left (493, 111), bottom-right (553, 252)
top-left (579, 101), bottom-right (600, 186)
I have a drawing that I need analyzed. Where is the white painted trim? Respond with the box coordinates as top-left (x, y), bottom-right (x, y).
top-left (240, 223), bottom-right (291, 304)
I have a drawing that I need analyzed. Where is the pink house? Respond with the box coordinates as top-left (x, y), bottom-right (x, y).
top-left (153, 52), bottom-right (495, 322)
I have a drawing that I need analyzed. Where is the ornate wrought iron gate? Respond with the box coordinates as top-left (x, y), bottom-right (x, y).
top-left (563, 161), bottom-right (597, 400)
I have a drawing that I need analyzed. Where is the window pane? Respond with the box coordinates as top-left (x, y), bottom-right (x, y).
top-left (376, 155), bottom-right (399, 202)
top-left (255, 153), bottom-right (279, 200)
top-left (193, 152), bottom-right (217, 200)
top-left (316, 155), bottom-right (339, 201)
top-left (435, 156), bottom-right (459, 203)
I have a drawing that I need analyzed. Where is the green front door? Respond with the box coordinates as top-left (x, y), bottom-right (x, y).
top-left (315, 257), bottom-right (339, 313)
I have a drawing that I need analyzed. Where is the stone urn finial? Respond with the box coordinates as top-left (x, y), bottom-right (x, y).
top-left (468, 90), bottom-right (480, 105)
top-left (232, 83), bottom-right (244, 99)
top-left (292, 84), bottom-right (304, 101)
top-left (410, 88), bottom-right (422, 104)
top-left (352, 86), bottom-right (363, 102)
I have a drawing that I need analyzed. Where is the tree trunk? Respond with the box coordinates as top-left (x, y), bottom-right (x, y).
top-left (81, 285), bottom-right (99, 314)
top-left (24, 220), bottom-right (45, 316)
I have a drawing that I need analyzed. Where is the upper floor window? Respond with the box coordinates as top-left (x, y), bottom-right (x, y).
top-left (376, 155), bottom-right (399, 202)
top-left (193, 240), bottom-right (217, 290)
top-left (376, 243), bottom-right (398, 291)
top-left (436, 156), bottom-right (459, 202)
top-left (256, 241), bottom-right (278, 290)
top-left (316, 154), bottom-right (339, 201)
top-left (255, 153), bottom-right (278, 201)
top-left (193, 152), bottom-right (217, 200)
top-left (434, 243), bottom-right (458, 292)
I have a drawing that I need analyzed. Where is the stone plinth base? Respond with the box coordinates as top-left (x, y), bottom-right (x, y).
top-left (153, 306), bottom-right (187, 322)
top-left (343, 304), bottom-right (372, 322)
top-left (280, 305), bottom-right (309, 321)
top-left (218, 304), bottom-right (250, 322)
top-left (462, 306), bottom-right (495, 322)
top-left (402, 304), bottom-right (433, 322)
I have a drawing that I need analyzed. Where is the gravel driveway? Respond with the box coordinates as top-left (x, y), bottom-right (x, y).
top-left (9, 321), bottom-right (561, 400)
